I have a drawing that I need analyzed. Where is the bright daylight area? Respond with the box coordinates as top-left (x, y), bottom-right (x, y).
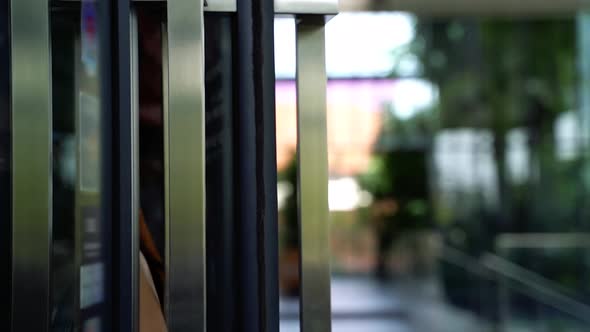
top-left (275, 10), bottom-right (590, 332)
top-left (7, 2), bottom-right (590, 332)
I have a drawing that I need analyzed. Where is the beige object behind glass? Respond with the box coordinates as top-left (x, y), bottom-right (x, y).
top-left (140, 252), bottom-right (168, 332)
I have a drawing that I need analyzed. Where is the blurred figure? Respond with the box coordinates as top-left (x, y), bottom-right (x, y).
top-left (137, 9), bottom-right (167, 331)
top-left (279, 155), bottom-right (300, 296)
top-left (360, 150), bottom-right (431, 279)
top-left (140, 211), bottom-right (167, 332)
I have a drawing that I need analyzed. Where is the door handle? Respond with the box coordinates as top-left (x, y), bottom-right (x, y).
top-left (10, 0), bottom-right (52, 330)
top-left (166, 0), bottom-right (207, 330)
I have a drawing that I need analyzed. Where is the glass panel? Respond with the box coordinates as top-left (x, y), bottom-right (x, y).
top-left (276, 11), bottom-right (590, 332)
top-left (51, 2), bottom-right (107, 330)
top-left (51, 8), bottom-right (78, 329)
top-left (203, 13), bottom-right (236, 332)
top-left (137, 6), bottom-right (166, 307)
top-left (275, 18), bottom-right (301, 332)
top-left (0, 1), bottom-right (10, 329)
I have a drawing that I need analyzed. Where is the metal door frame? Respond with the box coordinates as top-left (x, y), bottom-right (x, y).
top-left (8, 0), bottom-right (336, 331)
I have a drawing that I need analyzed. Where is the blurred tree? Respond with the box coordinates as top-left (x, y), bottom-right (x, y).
top-left (279, 155), bottom-right (300, 296)
top-left (281, 156), bottom-right (299, 250)
top-left (393, 17), bottom-right (577, 234)
top-left (359, 110), bottom-right (432, 278)
top-left (388, 16), bottom-right (588, 316)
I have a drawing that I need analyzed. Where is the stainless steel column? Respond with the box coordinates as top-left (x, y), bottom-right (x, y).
top-left (295, 14), bottom-right (332, 332)
top-left (10, 0), bottom-right (52, 331)
top-left (166, 0), bottom-right (207, 330)
top-left (274, 1), bottom-right (337, 330)
top-left (128, 9), bottom-right (141, 332)
top-left (117, 1), bottom-right (139, 331)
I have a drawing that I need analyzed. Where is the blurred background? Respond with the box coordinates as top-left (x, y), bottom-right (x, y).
top-left (276, 8), bottom-right (590, 332)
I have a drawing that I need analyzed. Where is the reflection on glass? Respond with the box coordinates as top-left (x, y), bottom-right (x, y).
top-left (277, 12), bottom-right (590, 332)
top-left (51, 9), bottom-right (79, 330)
top-left (51, 2), bottom-right (106, 330)
top-left (0, 1), bottom-right (10, 329)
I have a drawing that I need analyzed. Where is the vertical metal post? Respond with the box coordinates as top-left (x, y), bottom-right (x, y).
top-left (236, 0), bottom-right (261, 329)
top-left (98, 0), bottom-right (115, 330)
top-left (10, 0), bottom-right (52, 331)
top-left (166, 0), bottom-right (207, 330)
top-left (161, 20), bottom-right (171, 317)
top-left (130, 8), bottom-right (141, 332)
top-left (235, 0), bottom-right (279, 330)
top-left (296, 15), bottom-right (332, 332)
top-left (203, 13), bottom-right (238, 332)
top-left (115, 0), bottom-right (139, 331)
top-left (259, 1), bottom-right (280, 330)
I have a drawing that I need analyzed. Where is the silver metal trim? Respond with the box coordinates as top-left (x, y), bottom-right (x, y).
top-left (10, 0), bottom-right (52, 330)
top-left (204, 0), bottom-right (237, 12)
top-left (162, 20), bottom-right (171, 320)
top-left (132, 0), bottom-right (238, 12)
top-left (296, 15), bottom-right (332, 332)
top-left (130, 10), bottom-right (141, 332)
top-left (275, 0), bottom-right (338, 14)
top-left (338, 0), bottom-right (587, 16)
top-left (58, 0), bottom-right (236, 12)
top-left (166, 0), bottom-right (207, 330)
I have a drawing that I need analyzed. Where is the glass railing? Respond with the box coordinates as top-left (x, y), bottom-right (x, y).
top-left (441, 244), bottom-right (590, 331)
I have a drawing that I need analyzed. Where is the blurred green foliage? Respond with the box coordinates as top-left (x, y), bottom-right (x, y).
top-left (361, 16), bottom-right (590, 304)
top-left (393, 16), bottom-right (590, 315)
top-left (392, 17), bottom-right (585, 233)
top-left (280, 155), bottom-right (299, 250)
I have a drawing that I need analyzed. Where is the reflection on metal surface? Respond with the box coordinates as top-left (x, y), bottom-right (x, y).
top-left (275, 0), bottom-right (338, 14)
top-left (296, 15), bottom-right (332, 332)
top-left (11, 0), bottom-right (52, 330)
top-left (167, 0), bottom-right (206, 330)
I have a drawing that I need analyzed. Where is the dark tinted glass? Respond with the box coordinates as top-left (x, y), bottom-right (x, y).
top-left (137, 6), bottom-right (166, 303)
top-left (51, 3), bottom-right (107, 330)
top-left (51, 9), bottom-right (78, 330)
top-left (204, 13), bottom-right (236, 332)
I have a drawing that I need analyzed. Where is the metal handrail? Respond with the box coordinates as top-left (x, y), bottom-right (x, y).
top-left (440, 245), bottom-right (590, 323)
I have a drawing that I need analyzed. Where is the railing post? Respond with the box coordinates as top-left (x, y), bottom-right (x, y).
top-left (275, 1), bottom-right (339, 331)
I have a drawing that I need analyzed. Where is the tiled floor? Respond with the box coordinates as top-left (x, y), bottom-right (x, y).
top-left (280, 275), bottom-right (488, 332)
